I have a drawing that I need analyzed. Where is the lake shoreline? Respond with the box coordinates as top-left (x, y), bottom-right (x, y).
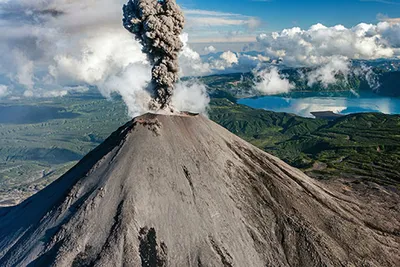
top-left (237, 91), bottom-right (400, 118)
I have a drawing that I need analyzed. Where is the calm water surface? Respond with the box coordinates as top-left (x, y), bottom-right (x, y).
top-left (238, 91), bottom-right (400, 118)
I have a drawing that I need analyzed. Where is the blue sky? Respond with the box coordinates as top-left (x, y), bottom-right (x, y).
top-left (0, 0), bottom-right (399, 101)
top-left (179, 0), bottom-right (400, 43)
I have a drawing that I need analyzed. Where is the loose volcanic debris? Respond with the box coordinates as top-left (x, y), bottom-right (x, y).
top-left (123, 0), bottom-right (185, 110)
top-left (0, 114), bottom-right (398, 266)
top-left (135, 118), bottom-right (162, 136)
top-left (209, 236), bottom-right (234, 267)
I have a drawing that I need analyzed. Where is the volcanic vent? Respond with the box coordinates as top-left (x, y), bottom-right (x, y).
top-left (0, 114), bottom-right (399, 266)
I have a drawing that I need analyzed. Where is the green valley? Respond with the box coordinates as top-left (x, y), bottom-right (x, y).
top-left (0, 92), bottom-right (399, 205)
top-left (209, 99), bottom-right (400, 188)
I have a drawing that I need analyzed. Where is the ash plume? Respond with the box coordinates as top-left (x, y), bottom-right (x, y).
top-left (123, 0), bottom-right (185, 110)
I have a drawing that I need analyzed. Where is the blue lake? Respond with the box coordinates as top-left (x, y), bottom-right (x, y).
top-left (238, 92), bottom-right (400, 118)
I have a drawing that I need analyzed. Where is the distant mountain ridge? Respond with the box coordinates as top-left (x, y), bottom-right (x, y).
top-left (210, 98), bottom-right (400, 187)
top-left (198, 68), bottom-right (400, 99)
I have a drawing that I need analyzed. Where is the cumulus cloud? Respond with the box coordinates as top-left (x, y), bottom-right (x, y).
top-left (377, 13), bottom-right (400, 24)
top-left (13, 50), bottom-right (35, 90)
top-left (0, 0), bottom-right (154, 116)
top-left (206, 51), bottom-right (258, 73)
top-left (179, 33), bottom-right (212, 76)
top-left (253, 67), bottom-right (294, 94)
top-left (257, 22), bottom-right (400, 67)
top-left (306, 56), bottom-right (351, 87)
top-left (2, 0), bottom-right (399, 116)
top-left (184, 21), bottom-right (400, 80)
top-left (179, 36), bottom-right (264, 76)
top-left (0, 85), bottom-right (8, 98)
top-left (378, 22), bottom-right (400, 49)
top-left (204, 45), bottom-right (216, 53)
top-left (181, 22), bottom-right (400, 83)
top-left (256, 22), bottom-right (400, 88)
top-left (220, 51), bottom-right (239, 65)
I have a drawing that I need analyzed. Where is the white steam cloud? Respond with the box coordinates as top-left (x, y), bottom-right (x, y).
top-left (253, 67), bottom-right (294, 95)
top-left (0, 0), bottom-right (211, 116)
top-left (0, 0), bottom-right (151, 116)
top-left (99, 63), bottom-right (152, 117)
top-left (172, 81), bottom-right (210, 114)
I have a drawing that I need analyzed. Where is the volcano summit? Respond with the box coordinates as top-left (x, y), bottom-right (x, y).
top-left (0, 114), bottom-right (399, 266)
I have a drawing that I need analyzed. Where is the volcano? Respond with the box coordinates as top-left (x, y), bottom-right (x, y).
top-left (0, 113), bottom-right (398, 266)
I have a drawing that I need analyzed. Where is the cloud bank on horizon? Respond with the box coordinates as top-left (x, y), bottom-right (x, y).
top-left (257, 22), bottom-right (400, 67)
top-left (255, 21), bottom-right (400, 90)
top-left (0, 0), bottom-right (399, 114)
top-left (183, 21), bottom-right (400, 92)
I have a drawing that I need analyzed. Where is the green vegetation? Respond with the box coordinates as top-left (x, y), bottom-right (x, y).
top-left (210, 99), bottom-right (400, 187)
top-left (0, 91), bottom-right (399, 205)
top-left (209, 98), bottom-right (326, 148)
top-left (0, 94), bottom-right (130, 204)
top-left (200, 70), bottom-right (400, 98)
top-left (197, 72), bottom-right (256, 98)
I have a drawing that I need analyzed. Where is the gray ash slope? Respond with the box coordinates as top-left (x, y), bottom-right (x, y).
top-left (0, 114), bottom-right (399, 267)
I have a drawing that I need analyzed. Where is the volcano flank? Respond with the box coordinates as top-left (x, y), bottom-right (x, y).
top-left (0, 113), bottom-right (398, 266)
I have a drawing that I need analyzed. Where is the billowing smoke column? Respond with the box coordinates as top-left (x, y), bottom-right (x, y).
top-left (123, 0), bottom-right (185, 110)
